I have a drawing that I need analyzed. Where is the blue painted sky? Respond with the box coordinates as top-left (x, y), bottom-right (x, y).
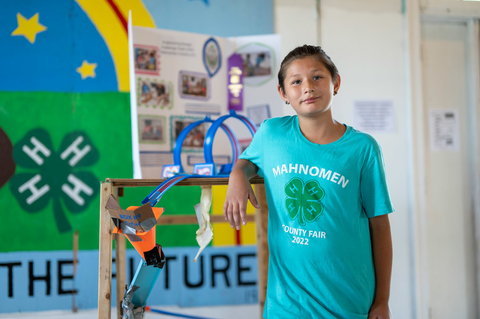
top-left (0, 0), bottom-right (273, 93)
top-left (0, 1), bottom-right (117, 92)
top-left (143, 0), bottom-right (274, 37)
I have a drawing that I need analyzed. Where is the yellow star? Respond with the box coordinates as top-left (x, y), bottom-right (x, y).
top-left (11, 13), bottom-right (47, 44)
top-left (76, 60), bottom-right (97, 80)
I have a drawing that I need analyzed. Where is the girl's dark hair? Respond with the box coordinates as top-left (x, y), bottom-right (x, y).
top-left (278, 45), bottom-right (339, 93)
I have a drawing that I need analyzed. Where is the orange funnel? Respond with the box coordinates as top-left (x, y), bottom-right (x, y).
top-left (113, 206), bottom-right (164, 260)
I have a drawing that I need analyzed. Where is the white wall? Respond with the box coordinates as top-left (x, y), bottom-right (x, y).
top-left (274, 0), bottom-right (319, 116)
top-left (274, 0), bottom-right (415, 318)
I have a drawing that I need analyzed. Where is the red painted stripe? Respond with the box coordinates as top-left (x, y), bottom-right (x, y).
top-left (236, 229), bottom-right (241, 245)
top-left (106, 0), bottom-right (128, 34)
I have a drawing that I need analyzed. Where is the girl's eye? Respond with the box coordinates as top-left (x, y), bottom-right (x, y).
top-left (314, 76), bottom-right (322, 80)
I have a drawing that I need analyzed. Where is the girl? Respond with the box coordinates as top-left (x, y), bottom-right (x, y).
top-left (224, 45), bottom-right (393, 319)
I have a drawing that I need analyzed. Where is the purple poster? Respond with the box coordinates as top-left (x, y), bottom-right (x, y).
top-left (227, 53), bottom-right (244, 111)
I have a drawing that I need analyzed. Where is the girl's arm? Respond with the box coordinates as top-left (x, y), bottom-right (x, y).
top-left (224, 159), bottom-right (260, 230)
top-left (368, 214), bottom-right (393, 319)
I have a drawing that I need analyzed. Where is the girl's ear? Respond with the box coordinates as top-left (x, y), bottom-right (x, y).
top-left (278, 85), bottom-right (288, 102)
top-left (334, 74), bottom-right (341, 94)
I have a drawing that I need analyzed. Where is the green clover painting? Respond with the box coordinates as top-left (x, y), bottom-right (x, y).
top-left (9, 128), bottom-right (99, 233)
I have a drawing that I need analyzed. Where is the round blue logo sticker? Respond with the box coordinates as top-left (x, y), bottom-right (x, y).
top-left (203, 37), bottom-right (221, 77)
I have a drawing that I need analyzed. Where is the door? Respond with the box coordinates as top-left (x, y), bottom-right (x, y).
top-left (420, 20), bottom-right (478, 319)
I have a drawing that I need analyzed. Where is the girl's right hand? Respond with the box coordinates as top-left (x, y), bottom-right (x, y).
top-left (223, 166), bottom-right (260, 230)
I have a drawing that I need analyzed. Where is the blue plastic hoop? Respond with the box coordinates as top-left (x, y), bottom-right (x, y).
top-left (173, 116), bottom-right (240, 173)
top-left (203, 110), bottom-right (257, 174)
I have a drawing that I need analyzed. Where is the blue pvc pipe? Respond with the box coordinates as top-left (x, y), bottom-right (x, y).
top-left (130, 260), bottom-right (162, 307)
top-left (148, 307), bottom-right (218, 319)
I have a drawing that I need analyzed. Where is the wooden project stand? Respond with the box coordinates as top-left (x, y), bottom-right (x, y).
top-left (98, 177), bottom-right (268, 319)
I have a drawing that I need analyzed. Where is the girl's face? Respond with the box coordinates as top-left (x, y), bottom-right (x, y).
top-left (278, 56), bottom-right (340, 120)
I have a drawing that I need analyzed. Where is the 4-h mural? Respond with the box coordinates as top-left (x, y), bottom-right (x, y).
top-left (0, 0), bottom-right (273, 312)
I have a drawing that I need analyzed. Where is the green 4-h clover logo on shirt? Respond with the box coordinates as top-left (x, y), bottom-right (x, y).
top-left (285, 178), bottom-right (325, 226)
top-left (9, 128), bottom-right (99, 233)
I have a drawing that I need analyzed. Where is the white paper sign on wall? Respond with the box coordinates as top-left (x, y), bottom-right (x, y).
top-left (353, 100), bottom-right (395, 133)
top-left (429, 109), bottom-right (460, 152)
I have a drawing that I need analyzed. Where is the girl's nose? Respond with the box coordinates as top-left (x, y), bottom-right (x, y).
top-left (303, 84), bottom-right (315, 93)
top-left (303, 79), bottom-right (315, 93)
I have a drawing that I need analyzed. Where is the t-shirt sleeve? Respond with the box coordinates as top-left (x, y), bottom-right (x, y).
top-left (360, 144), bottom-right (395, 218)
top-left (238, 119), bottom-right (266, 177)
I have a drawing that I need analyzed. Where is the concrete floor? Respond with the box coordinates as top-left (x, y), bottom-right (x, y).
top-left (0, 305), bottom-right (261, 319)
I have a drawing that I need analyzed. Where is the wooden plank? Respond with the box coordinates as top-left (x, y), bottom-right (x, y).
top-left (157, 214), bottom-right (255, 225)
top-left (114, 187), bottom-right (126, 319)
top-left (115, 234), bottom-right (126, 319)
top-left (98, 182), bottom-right (113, 319)
top-left (106, 176), bottom-right (264, 187)
top-left (72, 230), bottom-right (78, 313)
top-left (254, 184), bottom-right (269, 318)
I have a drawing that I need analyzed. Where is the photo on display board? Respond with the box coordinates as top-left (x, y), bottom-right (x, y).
top-left (137, 79), bottom-right (173, 109)
top-left (237, 42), bottom-right (276, 86)
top-left (134, 45), bottom-right (160, 75)
top-left (240, 52), bottom-right (272, 77)
top-left (138, 115), bottom-right (166, 144)
top-left (247, 104), bottom-right (271, 126)
top-left (178, 71), bottom-right (211, 101)
top-left (171, 116), bottom-right (206, 151)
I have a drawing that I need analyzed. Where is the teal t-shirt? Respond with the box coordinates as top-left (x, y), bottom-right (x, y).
top-left (239, 116), bottom-right (394, 319)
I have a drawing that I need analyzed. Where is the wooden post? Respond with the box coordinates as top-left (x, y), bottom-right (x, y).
top-left (254, 184), bottom-right (269, 318)
top-left (98, 182), bottom-right (113, 319)
top-left (115, 234), bottom-right (126, 319)
top-left (114, 187), bottom-right (126, 319)
top-left (72, 230), bottom-right (79, 313)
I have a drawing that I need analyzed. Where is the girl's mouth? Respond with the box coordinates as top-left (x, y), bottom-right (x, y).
top-left (303, 97), bottom-right (318, 103)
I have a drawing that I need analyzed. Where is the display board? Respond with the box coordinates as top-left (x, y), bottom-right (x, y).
top-left (130, 26), bottom-right (282, 178)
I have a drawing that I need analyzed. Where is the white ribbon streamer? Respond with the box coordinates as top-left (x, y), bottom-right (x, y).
top-left (193, 186), bottom-right (213, 262)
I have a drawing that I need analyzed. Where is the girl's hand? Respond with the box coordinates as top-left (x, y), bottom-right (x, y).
top-left (368, 302), bottom-right (391, 319)
top-left (223, 167), bottom-right (260, 230)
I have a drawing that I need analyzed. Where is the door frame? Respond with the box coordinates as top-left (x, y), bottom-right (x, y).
top-left (407, 1), bottom-right (480, 318)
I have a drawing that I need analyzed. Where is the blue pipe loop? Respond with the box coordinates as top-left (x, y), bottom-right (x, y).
top-left (203, 110), bottom-right (257, 174)
top-left (173, 116), bottom-right (239, 173)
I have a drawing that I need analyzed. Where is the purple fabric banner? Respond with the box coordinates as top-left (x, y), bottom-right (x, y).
top-left (227, 53), bottom-right (244, 111)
